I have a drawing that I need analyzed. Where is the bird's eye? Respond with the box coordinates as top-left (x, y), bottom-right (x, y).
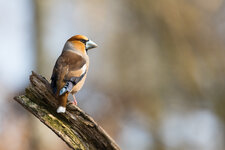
top-left (80, 39), bottom-right (86, 44)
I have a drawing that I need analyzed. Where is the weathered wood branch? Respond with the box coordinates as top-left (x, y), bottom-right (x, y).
top-left (14, 72), bottom-right (120, 150)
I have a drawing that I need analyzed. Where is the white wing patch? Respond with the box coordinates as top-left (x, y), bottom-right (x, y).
top-left (81, 64), bottom-right (87, 74)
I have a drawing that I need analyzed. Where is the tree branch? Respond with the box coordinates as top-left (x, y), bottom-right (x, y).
top-left (14, 72), bottom-right (120, 150)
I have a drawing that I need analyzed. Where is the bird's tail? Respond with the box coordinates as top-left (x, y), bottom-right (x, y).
top-left (57, 92), bottom-right (69, 113)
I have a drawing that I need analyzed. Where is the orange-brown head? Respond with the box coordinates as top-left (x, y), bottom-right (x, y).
top-left (64, 35), bottom-right (97, 54)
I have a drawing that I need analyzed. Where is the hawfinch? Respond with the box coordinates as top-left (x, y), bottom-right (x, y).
top-left (50, 35), bottom-right (97, 113)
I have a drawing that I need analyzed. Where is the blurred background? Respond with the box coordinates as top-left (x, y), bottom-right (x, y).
top-left (0, 0), bottom-right (225, 150)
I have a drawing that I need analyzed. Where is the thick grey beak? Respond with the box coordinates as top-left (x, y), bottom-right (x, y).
top-left (86, 40), bottom-right (97, 50)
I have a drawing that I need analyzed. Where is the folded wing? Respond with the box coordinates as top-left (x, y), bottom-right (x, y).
top-left (50, 51), bottom-right (86, 95)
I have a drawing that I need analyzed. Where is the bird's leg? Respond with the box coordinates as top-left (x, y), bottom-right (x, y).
top-left (72, 94), bottom-right (77, 105)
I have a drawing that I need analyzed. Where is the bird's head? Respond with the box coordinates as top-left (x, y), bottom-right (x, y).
top-left (65, 35), bottom-right (97, 54)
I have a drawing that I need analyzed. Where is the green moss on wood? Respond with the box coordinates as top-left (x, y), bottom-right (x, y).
top-left (15, 95), bottom-right (86, 150)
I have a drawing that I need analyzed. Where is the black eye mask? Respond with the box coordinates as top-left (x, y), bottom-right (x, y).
top-left (80, 39), bottom-right (88, 44)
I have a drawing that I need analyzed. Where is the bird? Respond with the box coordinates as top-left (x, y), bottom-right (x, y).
top-left (50, 35), bottom-right (97, 113)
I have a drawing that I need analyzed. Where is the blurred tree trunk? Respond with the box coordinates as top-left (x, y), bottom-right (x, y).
top-left (34, 0), bottom-right (45, 74)
top-left (29, 0), bottom-right (46, 150)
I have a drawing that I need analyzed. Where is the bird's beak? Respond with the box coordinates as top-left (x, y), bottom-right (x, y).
top-left (86, 40), bottom-right (97, 50)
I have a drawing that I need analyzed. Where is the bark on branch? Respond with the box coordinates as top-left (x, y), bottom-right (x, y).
top-left (14, 72), bottom-right (120, 150)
